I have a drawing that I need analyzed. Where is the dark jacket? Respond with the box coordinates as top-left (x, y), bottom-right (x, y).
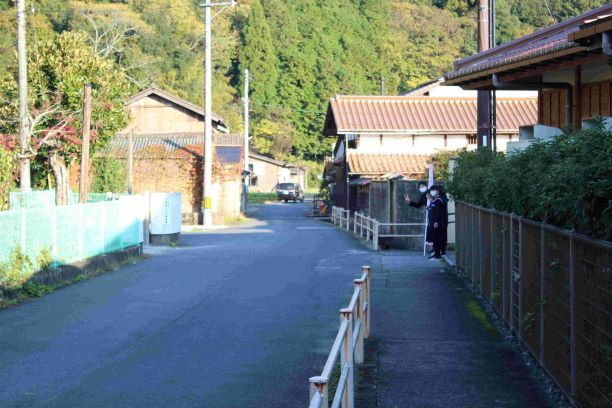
top-left (427, 197), bottom-right (447, 247)
top-left (409, 192), bottom-right (428, 208)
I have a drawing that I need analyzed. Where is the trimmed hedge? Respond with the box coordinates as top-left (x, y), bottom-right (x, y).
top-left (447, 120), bottom-right (612, 241)
top-left (248, 192), bottom-right (277, 204)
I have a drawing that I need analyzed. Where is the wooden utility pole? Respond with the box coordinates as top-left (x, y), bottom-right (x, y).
top-left (477, 0), bottom-right (491, 149)
top-left (127, 131), bottom-right (134, 194)
top-left (17, 0), bottom-right (31, 191)
top-left (79, 84), bottom-right (92, 203)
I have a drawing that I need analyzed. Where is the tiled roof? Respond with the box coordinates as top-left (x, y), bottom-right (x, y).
top-left (105, 134), bottom-right (241, 159)
top-left (326, 95), bottom-right (537, 134)
top-left (348, 153), bottom-right (431, 178)
top-left (445, 4), bottom-right (612, 82)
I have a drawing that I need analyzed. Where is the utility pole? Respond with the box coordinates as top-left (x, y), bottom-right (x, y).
top-left (17, 0), bottom-right (30, 191)
top-left (201, 0), bottom-right (236, 226)
top-left (381, 76), bottom-right (385, 96)
top-left (242, 69), bottom-right (249, 214)
top-left (79, 84), bottom-right (92, 203)
top-left (477, 0), bottom-right (491, 149)
top-left (127, 131), bottom-right (134, 194)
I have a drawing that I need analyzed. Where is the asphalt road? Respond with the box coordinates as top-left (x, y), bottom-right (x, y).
top-left (0, 202), bottom-right (372, 407)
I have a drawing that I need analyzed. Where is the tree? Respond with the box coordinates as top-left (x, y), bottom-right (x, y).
top-left (239, 0), bottom-right (278, 107)
top-left (0, 32), bottom-right (130, 204)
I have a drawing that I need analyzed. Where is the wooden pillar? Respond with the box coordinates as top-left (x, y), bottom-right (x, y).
top-left (79, 84), bottom-right (92, 203)
top-left (574, 66), bottom-right (582, 131)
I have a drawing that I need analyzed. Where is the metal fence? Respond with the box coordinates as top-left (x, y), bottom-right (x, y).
top-left (0, 196), bottom-right (144, 270)
top-left (332, 207), bottom-right (426, 251)
top-left (308, 265), bottom-right (371, 408)
top-left (455, 201), bottom-right (611, 408)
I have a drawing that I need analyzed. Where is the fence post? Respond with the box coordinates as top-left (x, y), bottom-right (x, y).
top-left (362, 265), bottom-right (371, 338)
top-left (309, 376), bottom-right (328, 408)
top-left (502, 215), bottom-right (507, 322)
top-left (100, 204), bottom-right (106, 253)
top-left (490, 211), bottom-right (495, 299)
top-left (353, 279), bottom-right (365, 364)
top-left (540, 223), bottom-right (546, 364)
top-left (51, 206), bottom-right (57, 259)
top-left (509, 215), bottom-right (514, 332)
top-left (78, 204), bottom-right (83, 260)
top-left (20, 209), bottom-right (26, 252)
top-left (569, 231), bottom-right (576, 398)
top-left (518, 218), bottom-right (524, 341)
top-left (346, 210), bottom-right (350, 231)
top-left (373, 221), bottom-right (379, 251)
top-left (471, 208), bottom-right (476, 286)
top-left (340, 308), bottom-right (354, 408)
top-left (354, 213), bottom-right (357, 234)
top-left (479, 208), bottom-right (483, 293)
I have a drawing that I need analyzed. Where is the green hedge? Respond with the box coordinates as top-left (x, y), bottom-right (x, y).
top-left (249, 192), bottom-right (276, 204)
top-left (447, 120), bottom-right (612, 241)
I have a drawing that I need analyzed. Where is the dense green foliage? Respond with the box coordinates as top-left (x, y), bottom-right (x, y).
top-left (0, 145), bottom-right (15, 210)
top-left (446, 122), bottom-right (612, 240)
top-left (91, 155), bottom-right (127, 193)
top-left (0, 0), bottom-right (606, 164)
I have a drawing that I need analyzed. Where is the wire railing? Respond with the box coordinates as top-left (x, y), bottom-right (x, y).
top-left (308, 265), bottom-right (371, 408)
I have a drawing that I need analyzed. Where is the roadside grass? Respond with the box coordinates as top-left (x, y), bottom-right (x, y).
top-left (0, 254), bottom-right (141, 308)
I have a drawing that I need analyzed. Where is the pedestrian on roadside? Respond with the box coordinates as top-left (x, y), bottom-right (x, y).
top-left (427, 185), bottom-right (447, 259)
top-left (404, 182), bottom-right (428, 208)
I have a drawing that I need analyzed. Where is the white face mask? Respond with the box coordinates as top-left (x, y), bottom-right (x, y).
top-left (430, 190), bottom-right (439, 197)
top-left (419, 186), bottom-right (427, 193)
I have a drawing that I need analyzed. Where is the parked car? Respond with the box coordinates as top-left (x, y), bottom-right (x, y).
top-left (276, 183), bottom-right (304, 203)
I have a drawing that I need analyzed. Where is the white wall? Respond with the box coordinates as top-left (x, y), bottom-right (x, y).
top-left (354, 133), bottom-right (515, 154)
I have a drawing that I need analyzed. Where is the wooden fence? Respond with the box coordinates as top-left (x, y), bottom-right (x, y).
top-left (455, 201), bottom-right (611, 408)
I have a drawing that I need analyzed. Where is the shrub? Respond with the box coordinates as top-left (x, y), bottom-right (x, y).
top-left (92, 156), bottom-right (127, 193)
top-left (446, 121), bottom-right (612, 240)
top-left (249, 192), bottom-right (276, 204)
top-left (0, 246), bottom-right (35, 289)
top-left (0, 145), bottom-right (16, 210)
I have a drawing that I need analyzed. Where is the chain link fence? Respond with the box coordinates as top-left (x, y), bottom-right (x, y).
top-left (455, 201), bottom-right (611, 408)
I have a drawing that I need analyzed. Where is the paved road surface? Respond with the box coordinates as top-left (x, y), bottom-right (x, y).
top-left (0, 202), bottom-right (371, 407)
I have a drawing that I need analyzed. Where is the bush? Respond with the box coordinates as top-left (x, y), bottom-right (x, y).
top-left (446, 121), bottom-right (612, 240)
top-left (0, 145), bottom-right (16, 210)
top-left (92, 156), bottom-right (127, 193)
top-left (249, 192), bottom-right (276, 204)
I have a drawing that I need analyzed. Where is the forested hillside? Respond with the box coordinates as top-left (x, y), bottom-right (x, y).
top-left (0, 0), bottom-right (606, 163)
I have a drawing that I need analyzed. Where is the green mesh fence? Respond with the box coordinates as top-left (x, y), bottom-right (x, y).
top-left (0, 196), bottom-right (143, 274)
top-left (9, 190), bottom-right (79, 210)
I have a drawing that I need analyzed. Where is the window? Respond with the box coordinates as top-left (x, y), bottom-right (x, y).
top-left (250, 176), bottom-right (258, 187)
top-left (467, 134), bottom-right (477, 145)
top-left (347, 134), bottom-right (358, 149)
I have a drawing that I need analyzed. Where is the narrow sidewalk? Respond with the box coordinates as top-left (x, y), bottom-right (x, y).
top-left (356, 251), bottom-right (552, 408)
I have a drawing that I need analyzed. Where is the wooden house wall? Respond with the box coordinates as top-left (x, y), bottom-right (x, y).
top-left (541, 79), bottom-right (612, 128)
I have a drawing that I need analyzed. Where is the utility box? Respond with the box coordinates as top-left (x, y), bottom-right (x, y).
top-left (149, 192), bottom-right (182, 245)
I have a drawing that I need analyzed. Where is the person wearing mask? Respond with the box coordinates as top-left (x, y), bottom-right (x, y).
top-left (404, 182), bottom-right (428, 208)
top-left (427, 185), bottom-right (447, 259)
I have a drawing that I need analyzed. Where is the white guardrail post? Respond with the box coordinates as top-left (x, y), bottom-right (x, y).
top-left (373, 221), bottom-right (379, 250)
top-left (353, 279), bottom-right (365, 364)
top-left (345, 209), bottom-right (350, 231)
top-left (362, 265), bottom-right (371, 338)
top-left (339, 308), bottom-right (354, 408)
top-left (353, 212), bottom-right (357, 234)
top-left (309, 376), bottom-right (328, 408)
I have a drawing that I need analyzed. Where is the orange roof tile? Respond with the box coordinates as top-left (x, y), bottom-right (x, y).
top-left (326, 95), bottom-right (537, 135)
top-left (348, 153), bottom-right (431, 178)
